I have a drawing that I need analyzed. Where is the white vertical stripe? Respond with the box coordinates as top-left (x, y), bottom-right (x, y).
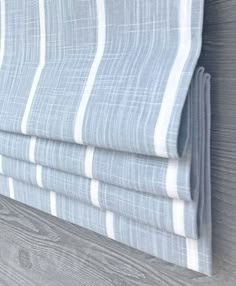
top-left (90, 179), bottom-right (100, 208)
top-left (165, 160), bottom-right (179, 199)
top-left (74, 0), bottom-right (106, 143)
top-left (8, 177), bottom-right (15, 199)
top-left (0, 154), bottom-right (3, 174)
top-left (172, 199), bottom-right (185, 237)
top-left (84, 146), bottom-right (95, 178)
top-left (154, 0), bottom-right (193, 157)
top-left (186, 238), bottom-right (199, 271)
top-left (50, 191), bottom-right (57, 216)
top-left (36, 165), bottom-right (43, 188)
top-left (21, 0), bottom-right (46, 134)
top-left (0, 0), bottom-right (6, 67)
top-left (106, 211), bottom-right (115, 239)
top-left (29, 136), bottom-right (37, 163)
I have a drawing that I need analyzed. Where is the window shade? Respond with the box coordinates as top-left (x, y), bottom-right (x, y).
top-left (0, 0), bottom-right (212, 275)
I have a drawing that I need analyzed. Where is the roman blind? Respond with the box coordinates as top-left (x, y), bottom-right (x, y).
top-left (0, 0), bottom-right (212, 275)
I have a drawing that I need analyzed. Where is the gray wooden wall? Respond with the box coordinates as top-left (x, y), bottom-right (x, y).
top-left (0, 0), bottom-right (236, 285)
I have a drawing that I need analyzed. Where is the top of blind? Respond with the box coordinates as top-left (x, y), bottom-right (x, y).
top-left (0, 0), bottom-right (204, 158)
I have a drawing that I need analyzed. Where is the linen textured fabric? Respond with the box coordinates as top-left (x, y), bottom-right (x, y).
top-left (0, 0), bottom-right (212, 275)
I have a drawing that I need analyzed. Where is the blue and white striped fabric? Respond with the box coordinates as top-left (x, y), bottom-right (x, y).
top-left (0, 0), bottom-right (212, 275)
top-left (0, 0), bottom-right (203, 157)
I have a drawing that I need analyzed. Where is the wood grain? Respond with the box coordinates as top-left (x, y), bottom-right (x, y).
top-left (0, 0), bottom-right (236, 285)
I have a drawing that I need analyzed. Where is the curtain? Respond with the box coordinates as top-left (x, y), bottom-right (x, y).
top-left (0, 0), bottom-right (212, 275)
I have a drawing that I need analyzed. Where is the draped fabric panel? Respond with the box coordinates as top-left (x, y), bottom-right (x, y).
top-left (0, 0), bottom-right (212, 275)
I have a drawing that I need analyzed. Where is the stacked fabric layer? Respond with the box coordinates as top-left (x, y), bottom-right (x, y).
top-left (0, 0), bottom-right (212, 275)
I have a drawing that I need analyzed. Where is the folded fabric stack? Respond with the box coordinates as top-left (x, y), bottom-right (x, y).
top-left (0, 0), bottom-right (212, 275)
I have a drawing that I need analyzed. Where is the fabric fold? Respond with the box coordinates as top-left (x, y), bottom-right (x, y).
top-left (0, 130), bottom-right (192, 200)
top-left (0, 153), bottom-right (198, 239)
